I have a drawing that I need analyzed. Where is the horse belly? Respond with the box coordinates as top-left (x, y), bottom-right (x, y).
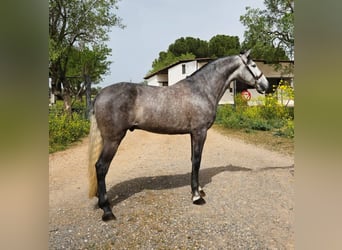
top-left (133, 106), bottom-right (192, 134)
top-left (132, 86), bottom-right (213, 134)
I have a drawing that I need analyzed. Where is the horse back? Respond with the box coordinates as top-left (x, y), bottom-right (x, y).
top-left (94, 82), bottom-right (216, 135)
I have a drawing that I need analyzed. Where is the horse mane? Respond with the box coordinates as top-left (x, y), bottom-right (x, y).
top-left (188, 58), bottom-right (218, 77)
top-left (187, 55), bottom-right (235, 79)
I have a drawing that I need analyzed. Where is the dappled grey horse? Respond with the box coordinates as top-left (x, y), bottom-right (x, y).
top-left (88, 50), bottom-right (269, 221)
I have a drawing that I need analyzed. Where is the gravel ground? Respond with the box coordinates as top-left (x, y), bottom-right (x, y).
top-left (49, 128), bottom-right (294, 249)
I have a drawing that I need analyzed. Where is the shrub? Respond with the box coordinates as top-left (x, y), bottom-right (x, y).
top-left (216, 104), bottom-right (237, 128)
top-left (274, 119), bottom-right (294, 138)
top-left (215, 83), bottom-right (294, 138)
top-left (49, 101), bottom-right (90, 153)
top-left (71, 99), bottom-right (88, 117)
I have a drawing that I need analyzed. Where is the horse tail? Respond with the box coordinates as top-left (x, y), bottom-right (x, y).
top-left (88, 110), bottom-right (102, 198)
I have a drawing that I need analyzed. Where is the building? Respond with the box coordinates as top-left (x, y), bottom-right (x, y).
top-left (144, 58), bottom-right (212, 87)
top-left (144, 58), bottom-right (294, 105)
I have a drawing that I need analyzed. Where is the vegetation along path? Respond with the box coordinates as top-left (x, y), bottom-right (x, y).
top-left (49, 128), bottom-right (294, 249)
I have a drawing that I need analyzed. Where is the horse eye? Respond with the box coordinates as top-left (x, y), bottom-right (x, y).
top-left (251, 64), bottom-right (256, 68)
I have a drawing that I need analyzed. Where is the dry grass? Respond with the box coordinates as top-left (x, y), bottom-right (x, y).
top-left (213, 125), bottom-right (294, 156)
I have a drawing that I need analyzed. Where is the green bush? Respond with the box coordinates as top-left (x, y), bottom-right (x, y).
top-left (215, 91), bottom-right (294, 138)
top-left (216, 105), bottom-right (273, 131)
top-left (71, 99), bottom-right (88, 117)
top-left (49, 101), bottom-right (90, 153)
top-left (274, 119), bottom-right (294, 138)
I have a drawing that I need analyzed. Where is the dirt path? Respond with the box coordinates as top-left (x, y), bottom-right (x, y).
top-left (49, 128), bottom-right (294, 249)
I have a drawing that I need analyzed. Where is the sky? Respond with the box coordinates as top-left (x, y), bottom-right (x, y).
top-left (100, 0), bottom-right (266, 87)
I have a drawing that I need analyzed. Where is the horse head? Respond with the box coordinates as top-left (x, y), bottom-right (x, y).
top-left (236, 50), bottom-right (269, 94)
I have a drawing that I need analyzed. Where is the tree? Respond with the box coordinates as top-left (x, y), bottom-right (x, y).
top-left (208, 35), bottom-right (240, 58)
top-left (66, 45), bottom-right (111, 101)
top-left (49, 0), bottom-right (124, 113)
top-left (168, 37), bottom-right (209, 58)
top-left (149, 35), bottom-right (242, 74)
top-left (240, 0), bottom-right (294, 61)
top-left (150, 51), bottom-right (196, 75)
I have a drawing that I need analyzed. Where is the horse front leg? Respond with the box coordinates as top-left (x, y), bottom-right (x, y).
top-left (190, 129), bottom-right (207, 205)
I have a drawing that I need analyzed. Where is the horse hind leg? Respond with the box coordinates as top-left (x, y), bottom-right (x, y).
top-left (96, 135), bottom-right (125, 221)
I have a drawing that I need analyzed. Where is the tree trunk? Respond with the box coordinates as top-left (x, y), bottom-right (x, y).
top-left (50, 77), bottom-right (62, 99)
top-left (62, 79), bottom-right (72, 116)
top-left (85, 74), bottom-right (92, 119)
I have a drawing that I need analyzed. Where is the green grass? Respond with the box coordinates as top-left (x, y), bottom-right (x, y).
top-left (213, 125), bottom-right (294, 156)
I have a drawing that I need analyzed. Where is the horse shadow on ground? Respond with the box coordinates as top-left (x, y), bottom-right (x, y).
top-left (104, 164), bottom-right (294, 208)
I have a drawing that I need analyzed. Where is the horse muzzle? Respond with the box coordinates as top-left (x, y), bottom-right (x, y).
top-left (255, 76), bottom-right (269, 94)
top-left (256, 84), bottom-right (266, 94)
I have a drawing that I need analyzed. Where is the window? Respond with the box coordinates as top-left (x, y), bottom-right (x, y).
top-left (182, 64), bottom-right (186, 74)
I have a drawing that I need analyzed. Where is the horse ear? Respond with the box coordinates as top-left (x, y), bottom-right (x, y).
top-left (245, 49), bottom-right (251, 58)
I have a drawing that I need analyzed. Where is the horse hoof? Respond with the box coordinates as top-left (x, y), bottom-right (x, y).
top-left (192, 196), bottom-right (206, 205)
top-left (102, 212), bottom-right (116, 221)
top-left (193, 197), bottom-right (206, 205)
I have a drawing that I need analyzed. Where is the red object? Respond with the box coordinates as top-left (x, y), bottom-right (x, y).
top-left (241, 90), bottom-right (251, 100)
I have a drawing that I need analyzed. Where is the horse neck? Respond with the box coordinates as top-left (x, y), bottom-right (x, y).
top-left (189, 56), bottom-right (240, 106)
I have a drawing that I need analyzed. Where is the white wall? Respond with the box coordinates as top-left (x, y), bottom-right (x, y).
top-left (146, 74), bottom-right (168, 86)
top-left (169, 61), bottom-right (198, 85)
top-left (146, 75), bottom-right (159, 86)
top-left (146, 60), bottom-right (209, 86)
top-left (219, 90), bottom-right (234, 105)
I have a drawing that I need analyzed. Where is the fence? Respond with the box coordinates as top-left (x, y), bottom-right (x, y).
top-left (49, 105), bottom-right (89, 119)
